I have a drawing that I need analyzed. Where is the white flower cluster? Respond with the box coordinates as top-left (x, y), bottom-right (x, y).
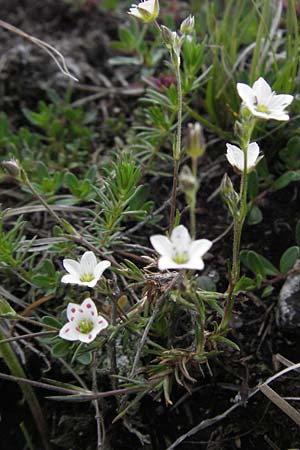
top-left (226, 77), bottom-right (293, 174)
top-left (59, 251), bottom-right (111, 343)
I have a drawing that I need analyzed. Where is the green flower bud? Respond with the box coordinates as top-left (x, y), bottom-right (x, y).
top-left (180, 15), bottom-right (195, 35)
top-left (179, 165), bottom-right (199, 197)
top-left (187, 123), bottom-right (205, 158)
top-left (220, 173), bottom-right (239, 217)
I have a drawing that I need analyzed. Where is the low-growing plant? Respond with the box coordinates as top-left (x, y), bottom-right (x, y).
top-left (0, 1), bottom-right (300, 449)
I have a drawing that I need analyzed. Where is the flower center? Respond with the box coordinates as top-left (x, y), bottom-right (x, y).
top-left (173, 251), bottom-right (189, 264)
top-left (78, 319), bottom-right (94, 334)
top-left (80, 273), bottom-right (94, 282)
top-left (256, 104), bottom-right (269, 113)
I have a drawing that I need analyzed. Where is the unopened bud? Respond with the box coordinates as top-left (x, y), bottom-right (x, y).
top-left (1, 159), bottom-right (21, 178)
top-left (180, 15), bottom-right (195, 35)
top-left (187, 123), bottom-right (205, 158)
top-left (179, 165), bottom-right (198, 195)
top-left (220, 173), bottom-right (239, 217)
top-left (161, 25), bottom-right (178, 50)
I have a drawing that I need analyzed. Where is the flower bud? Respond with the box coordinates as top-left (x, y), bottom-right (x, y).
top-left (1, 159), bottom-right (21, 178)
top-left (179, 165), bottom-right (199, 196)
top-left (180, 15), bottom-right (195, 35)
top-left (187, 123), bottom-right (205, 158)
top-left (160, 25), bottom-right (178, 50)
top-left (220, 173), bottom-right (239, 217)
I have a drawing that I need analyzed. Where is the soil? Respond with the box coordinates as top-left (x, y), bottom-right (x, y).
top-left (0, 1), bottom-right (300, 450)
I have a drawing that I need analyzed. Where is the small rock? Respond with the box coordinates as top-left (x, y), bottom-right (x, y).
top-left (276, 274), bottom-right (300, 334)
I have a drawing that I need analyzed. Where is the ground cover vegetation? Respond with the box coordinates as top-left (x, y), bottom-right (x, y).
top-left (0, 0), bottom-right (300, 449)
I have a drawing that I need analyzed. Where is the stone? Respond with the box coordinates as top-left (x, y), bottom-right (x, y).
top-left (276, 274), bottom-right (300, 335)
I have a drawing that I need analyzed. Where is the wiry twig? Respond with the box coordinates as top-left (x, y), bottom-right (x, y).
top-left (167, 360), bottom-right (300, 449)
top-left (130, 274), bottom-right (180, 377)
top-left (92, 352), bottom-right (105, 450)
top-left (0, 20), bottom-right (78, 81)
top-left (0, 330), bottom-right (55, 345)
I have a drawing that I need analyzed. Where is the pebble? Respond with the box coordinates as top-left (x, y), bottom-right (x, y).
top-left (276, 274), bottom-right (300, 335)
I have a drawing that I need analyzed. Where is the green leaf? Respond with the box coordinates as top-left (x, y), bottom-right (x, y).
top-left (261, 285), bottom-right (274, 298)
top-left (279, 246), bottom-right (300, 274)
top-left (0, 298), bottom-right (17, 317)
top-left (240, 250), bottom-right (278, 277)
top-left (214, 335), bottom-right (240, 351)
top-left (273, 171), bottom-right (300, 190)
top-left (240, 250), bottom-right (266, 278)
top-left (247, 205), bottom-right (263, 225)
top-left (233, 276), bottom-right (256, 294)
top-left (52, 340), bottom-right (70, 358)
top-left (41, 316), bottom-right (62, 329)
top-left (76, 351), bottom-right (92, 365)
top-left (196, 276), bottom-right (216, 292)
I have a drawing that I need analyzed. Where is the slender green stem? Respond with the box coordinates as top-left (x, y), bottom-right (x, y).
top-left (169, 61), bottom-right (183, 234)
top-left (0, 326), bottom-right (51, 450)
top-left (190, 156), bottom-right (198, 238)
top-left (220, 118), bottom-right (255, 331)
top-left (22, 171), bottom-right (78, 236)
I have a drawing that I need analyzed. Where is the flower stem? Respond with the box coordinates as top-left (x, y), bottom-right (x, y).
top-left (169, 61), bottom-right (183, 234)
top-left (220, 119), bottom-right (255, 331)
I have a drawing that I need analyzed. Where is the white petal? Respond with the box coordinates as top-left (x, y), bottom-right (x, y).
top-left (81, 298), bottom-right (98, 321)
top-left (137, 0), bottom-right (155, 13)
top-left (94, 315), bottom-right (109, 333)
top-left (226, 143), bottom-right (244, 172)
top-left (63, 259), bottom-right (81, 276)
top-left (247, 142), bottom-right (260, 168)
top-left (252, 109), bottom-right (274, 120)
top-left (61, 274), bottom-right (80, 285)
top-left (59, 322), bottom-right (79, 341)
top-left (189, 239), bottom-right (212, 258)
top-left (267, 111), bottom-right (290, 121)
top-left (171, 225), bottom-right (191, 253)
top-left (158, 255), bottom-right (181, 270)
top-left (78, 331), bottom-right (98, 344)
top-left (66, 302), bottom-right (80, 321)
top-left (182, 256), bottom-right (205, 270)
top-left (158, 255), bottom-right (205, 271)
top-left (128, 6), bottom-right (143, 18)
top-left (268, 94), bottom-right (294, 110)
top-left (252, 77), bottom-right (272, 103)
top-left (80, 251), bottom-right (97, 273)
top-left (86, 278), bottom-right (98, 288)
top-left (150, 235), bottom-right (173, 257)
top-left (94, 261), bottom-right (111, 278)
top-left (236, 83), bottom-right (256, 107)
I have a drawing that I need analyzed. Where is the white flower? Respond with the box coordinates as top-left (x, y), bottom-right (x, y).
top-left (237, 77), bottom-right (294, 121)
top-left (128, 0), bottom-right (159, 23)
top-left (61, 251), bottom-right (111, 288)
top-left (226, 142), bottom-right (262, 173)
top-left (150, 225), bottom-right (212, 270)
top-left (59, 298), bottom-right (108, 343)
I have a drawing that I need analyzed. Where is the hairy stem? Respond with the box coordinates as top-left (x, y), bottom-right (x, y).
top-left (169, 61), bottom-right (183, 234)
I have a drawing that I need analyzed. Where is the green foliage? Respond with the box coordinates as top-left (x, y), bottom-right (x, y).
top-left (279, 246), bottom-right (300, 274)
top-left (90, 154), bottom-right (153, 246)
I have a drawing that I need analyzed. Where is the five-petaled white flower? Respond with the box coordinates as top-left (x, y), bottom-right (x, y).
top-left (150, 225), bottom-right (212, 270)
top-left (128, 0), bottom-right (159, 23)
top-left (61, 251), bottom-right (111, 288)
top-left (59, 298), bottom-right (108, 343)
top-left (237, 77), bottom-right (293, 121)
top-left (226, 142), bottom-right (262, 174)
